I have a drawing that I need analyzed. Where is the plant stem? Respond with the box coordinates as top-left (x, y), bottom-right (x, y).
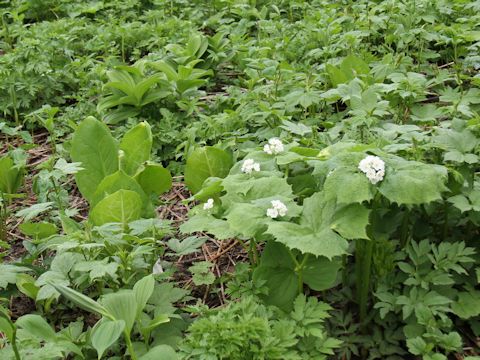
top-left (124, 331), bottom-right (138, 360)
top-left (356, 238), bottom-right (373, 325)
top-left (399, 208), bottom-right (410, 248)
top-left (249, 237), bottom-right (259, 266)
top-left (11, 328), bottom-right (21, 360)
top-left (297, 253), bottom-right (310, 294)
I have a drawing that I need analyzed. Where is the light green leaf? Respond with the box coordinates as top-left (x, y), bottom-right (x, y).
top-left (16, 202), bottom-right (54, 222)
top-left (141, 314), bottom-right (170, 333)
top-left (267, 192), bottom-right (349, 259)
top-left (406, 336), bottom-right (427, 355)
top-left (54, 158), bottom-right (84, 175)
top-left (184, 147), bottom-right (232, 194)
top-left (379, 160), bottom-right (447, 205)
top-left (90, 190), bottom-right (142, 227)
top-left (189, 261), bottom-right (215, 286)
top-left (91, 170), bottom-right (151, 216)
top-left (0, 155), bottom-right (24, 194)
top-left (135, 163), bottom-right (172, 195)
top-left (331, 203), bottom-right (370, 239)
top-left (0, 265), bottom-right (30, 289)
top-left (180, 213), bottom-right (235, 240)
top-left (267, 222), bottom-right (347, 259)
top-left (0, 317), bottom-right (14, 342)
top-left (324, 168), bottom-right (374, 204)
top-left (52, 284), bottom-right (109, 317)
top-left (19, 221), bottom-right (57, 239)
top-left (139, 345), bottom-right (178, 360)
top-left (71, 117), bottom-right (118, 202)
top-left (451, 291), bottom-right (480, 319)
top-left (16, 274), bottom-right (39, 300)
top-left (133, 275), bottom-right (155, 316)
top-left (16, 314), bottom-right (57, 342)
top-left (91, 319), bottom-right (125, 360)
top-left (101, 291), bottom-right (138, 333)
top-left (167, 236), bottom-right (206, 255)
top-left (119, 122), bottom-right (152, 176)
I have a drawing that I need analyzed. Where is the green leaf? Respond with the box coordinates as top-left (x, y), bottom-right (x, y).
top-left (141, 314), bottom-right (170, 332)
top-left (324, 168), bottom-right (374, 204)
top-left (303, 256), bottom-right (342, 291)
top-left (0, 155), bottom-right (24, 194)
top-left (101, 291), bottom-right (138, 333)
top-left (135, 163), bottom-right (172, 195)
top-left (91, 319), bottom-right (125, 360)
top-left (19, 221), bottom-right (57, 239)
top-left (0, 264), bottom-right (30, 288)
top-left (52, 284), bottom-right (109, 317)
top-left (406, 336), bottom-right (428, 355)
top-left (53, 159), bottom-right (84, 175)
top-left (119, 122), bottom-right (152, 176)
top-left (133, 275), bottom-right (155, 316)
top-left (266, 192), bottom-right (349, 259)
top-left (167, 236), bottom-right (206, 255)
top-left (330, 203), bottom-right (370, 240)
top-left (451, 291), bottom-right (480, 319)
top-left (16, 202), bottom-right (54, 222)
top-left (16, 274), bottom-right (39, 300)
top-left (0, 317), bottom-right (14, 342)
top-left (71, 117), bottom-right (118, 202)
top-left (379, 159), bottom-right (447, 205)
top-left (139, 345), bottom-right (178, 360)
top-left (16, 314), bottom-right (57, 342)
top-left (180, 213), bottom-right (235, 240)
top-left (90, 190), bottom-right (142, 227)
top-left (184, 147), bottom-right (232, 194)
top-left (225, 203), bottom-right (267, 238)
top-left (253, 241), bottom-right (298, 311)
top-left (91, 170), bottom-right (151, 217)
top-left (189, 261), bottom-right (215, 286)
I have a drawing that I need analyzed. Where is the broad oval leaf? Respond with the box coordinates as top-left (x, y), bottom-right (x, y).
top-left (119, 122), bottom-right (152, 176)
top-left (91, 319), bottom-right (125, 360)
top-left (135, 163), bottom-right (172, 195)
top-left (184, 147), bottom-right (232, 194)
top-left (302, 256), bottom-right (342, 291)
top-left (90, 190), bottom-right (142, 227)
top-left (91, 170), bottom-right (152, 217)
top-left (253, 242), bottom-right (298, 311)
top-left (71, 117), bottom-right (118, 202)
top-left (139, 345), bottom-right (179, 360)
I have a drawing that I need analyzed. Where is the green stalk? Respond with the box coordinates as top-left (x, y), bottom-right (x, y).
top-left (356, 194), bottom-right (380, 328)
top-left (296, 254), bottom-right (310, 294)
top-left (124, 331), bottom-right (138, 360)
top-left (249, 237), bottom-right (259, 266)
top-left (356, 238), bottom-right (373, 324)
top-left (399, 208), bottom-right (410, 248)
top-left (11, 328), bottom-right (21, 360)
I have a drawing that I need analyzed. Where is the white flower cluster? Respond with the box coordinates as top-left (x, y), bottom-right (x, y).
top-left (263, 138), bottom-right (284, 155)
top-left (266, 200), bottom-right (288, 218)
top-left (203, 198), bottom-right (214, 210)
top-left (358, 155), bottom-right (385, 184)
top-left (241, 159), bottom-right (260, 174)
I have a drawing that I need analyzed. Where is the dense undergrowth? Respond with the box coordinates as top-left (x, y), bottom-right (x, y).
top-left (1, 0), bottom-right (480, 359)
